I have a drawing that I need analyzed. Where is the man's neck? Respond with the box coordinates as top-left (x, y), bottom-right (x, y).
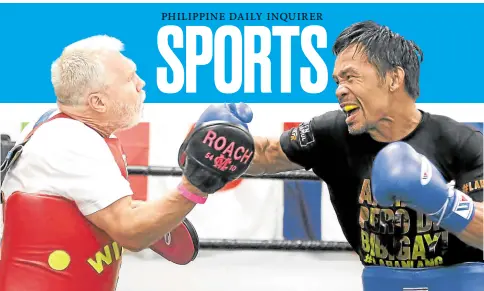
top-left (59, 105), bottom-right (115, 137)
top-left (81, 118), bottom-right (116, 138)
top-left (369, 102), bottom-right (422, 143)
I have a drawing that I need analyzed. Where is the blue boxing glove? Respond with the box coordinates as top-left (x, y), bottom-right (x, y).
top-left (178, 103), bottom-right (255, 194)
top-left (371, 142), bottom-right (475, 234)
top-left (194, 103), bottom-right (253, 129)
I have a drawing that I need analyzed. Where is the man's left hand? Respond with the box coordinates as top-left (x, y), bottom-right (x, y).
top-left (371, 142), bottom-right (476, 234)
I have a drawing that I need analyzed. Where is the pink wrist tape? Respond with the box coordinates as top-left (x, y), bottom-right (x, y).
top-left (177, 184), bottom-right (207, 204)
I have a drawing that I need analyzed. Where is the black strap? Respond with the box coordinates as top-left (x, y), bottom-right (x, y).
top-left (0, 109), bottom-right (58, 186)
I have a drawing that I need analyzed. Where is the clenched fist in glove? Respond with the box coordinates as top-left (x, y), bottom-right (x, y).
top-left (371, 142), bottom-right (476, 234)
top-left (178, 103), bottom-right (255, 194)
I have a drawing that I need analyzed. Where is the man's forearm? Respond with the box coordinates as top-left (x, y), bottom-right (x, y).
top-left (121, 190), bottom-right (197, 250)
top-left (246, 136), bottom-right (303, 175)
top-left (245, 136), bottom-right (271, 175)
top-left (456, 201), bottom-right (483, 250)
top-left (246, 161), bottom-right (268, 176)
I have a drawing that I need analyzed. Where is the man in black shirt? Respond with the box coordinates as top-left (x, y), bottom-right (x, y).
top-left (239, 21), bottom-right (483, 290)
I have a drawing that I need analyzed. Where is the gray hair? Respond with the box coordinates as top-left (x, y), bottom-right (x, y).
top-left (51, 35), bottom-right (124, 106)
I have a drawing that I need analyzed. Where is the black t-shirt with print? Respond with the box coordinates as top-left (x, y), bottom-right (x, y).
top-left (280, 110), bottom-right (483, 268)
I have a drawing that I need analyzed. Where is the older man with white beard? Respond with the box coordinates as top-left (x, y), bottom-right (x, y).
top-left (0, 35), bottom-right (252, 291)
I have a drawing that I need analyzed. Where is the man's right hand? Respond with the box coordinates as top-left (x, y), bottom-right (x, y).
top-left (179, 175), bottom-right (207, 197)
top-left (178, 103), bottom-right (255, 194)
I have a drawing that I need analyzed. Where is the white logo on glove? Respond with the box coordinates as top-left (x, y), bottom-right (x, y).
top-left (453, 190), bottom-right (474, 220)
top-left (420, 156), bottom-right (432, 186)
top-left (164, 232), bottom-right (172, 246)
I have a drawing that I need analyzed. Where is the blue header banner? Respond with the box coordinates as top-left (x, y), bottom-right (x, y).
top-left (0, 3), bottom-right (482, 103)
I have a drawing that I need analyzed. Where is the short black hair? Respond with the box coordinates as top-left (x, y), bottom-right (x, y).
top-left (332, 20), bottom-right (424, 99)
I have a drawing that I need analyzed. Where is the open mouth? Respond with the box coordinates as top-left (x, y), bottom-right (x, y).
top-left (343, 105), bottom-right (360, 119)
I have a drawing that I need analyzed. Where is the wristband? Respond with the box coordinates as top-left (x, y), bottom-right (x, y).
top-left (431, 189), bottom-right (475, 234)
top-left (177, 184), bottom-right (207, 204)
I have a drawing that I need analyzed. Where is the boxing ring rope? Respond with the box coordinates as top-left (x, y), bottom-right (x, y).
top-left (198, 239), bottom-right (352, 251)
top-left (128, 166), bottom-right (321, 181)
top-left (127, 166), bottom-right (353, 252)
